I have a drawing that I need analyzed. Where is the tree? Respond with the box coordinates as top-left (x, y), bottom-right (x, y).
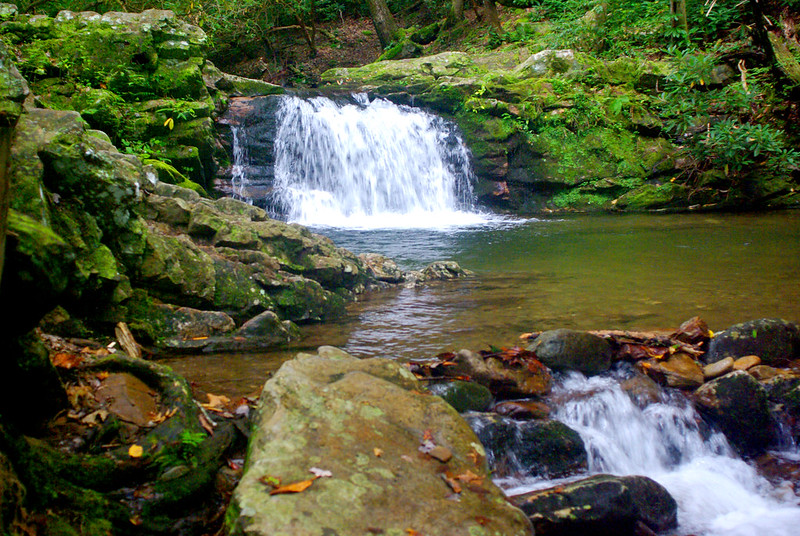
top-left (365, 0), bottom-right (399, 48)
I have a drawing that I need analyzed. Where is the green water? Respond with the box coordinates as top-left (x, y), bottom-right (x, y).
top-left (160, 211), bottom-right (800, 397)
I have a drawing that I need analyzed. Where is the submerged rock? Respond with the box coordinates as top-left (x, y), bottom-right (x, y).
top-left (228, 347), bottom-right (532, 536)
top-left (695, 370), bottom-right (775, 456)
top-left (704, 318), bottom-right (800, 366)
top-left (528, 329), bottom-right (612, 375)
top-left (464, 413), bottom-right (586, 478)
top-left (512, 473), bottom-right (678, 535)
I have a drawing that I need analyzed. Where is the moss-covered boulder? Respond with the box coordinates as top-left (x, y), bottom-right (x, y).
top-left (704, 318), bottom-right (800, 366)
top-left (695, 370), bottom-right (776, 456)
top-left (427, 380), bottom-right (494, 413)
top-left (228, 347), bottom-right (533, 536)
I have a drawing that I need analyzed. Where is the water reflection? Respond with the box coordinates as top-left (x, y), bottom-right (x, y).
top-left (160, 212), bottom-right (800, 397)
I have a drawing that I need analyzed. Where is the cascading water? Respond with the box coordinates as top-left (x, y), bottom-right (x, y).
top-left (230, 126), bottom-right (252, 203)
top-left (269, 93), bottom-right (487, 229)
top-left (499, 370), bottom-right (800, 536)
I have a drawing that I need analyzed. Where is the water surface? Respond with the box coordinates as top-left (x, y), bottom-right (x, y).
top-left (161, 211), bottom-right (800, 397)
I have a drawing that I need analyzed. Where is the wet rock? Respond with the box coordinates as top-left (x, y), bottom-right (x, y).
top-left (427, 380), bottom-right (493, 413)
top-left (703, 357), bottom-right (734, 380)
top-left (671, 316), bottom-right (712, 346)
top-left (619, 371), bottom-right (663, 406)
top-left (491, 400), bottom-right (551, 420)
top-left (465, 413), bottom-right (586, 478)
top-left (512, 474), bottom-right (678, 535)
top-left (409, 260), bottom-right (472, 283)
top-left (749, 365), bottom-right (796, 382)
top-left (639, 352), bottom-right (704, 389)
top-left (528, 329), bottom-right (612, 376)
top-left (733, 355), bottom-right (762, 371)
top-left (450, 349), bottom-right (553, 399)
top-left (229, 348), bottom-right (532, 536)
top-left (695, 371), bottom-right (775, 456)
top-left (704, 319), bottom-right (800, 366)
top-left (358, 252), bottom-right (404, 283)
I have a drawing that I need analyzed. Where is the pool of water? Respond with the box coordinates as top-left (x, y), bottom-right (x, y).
top-left (159, 211), bottom-right (800, 398)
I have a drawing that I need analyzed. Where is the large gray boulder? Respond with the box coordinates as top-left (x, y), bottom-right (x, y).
top-left (528, 329), bottom-right (613, 375)
top-left (704, 318), bottom-right (800, 366)
top-left (228, 347), bottom-right (532, 536)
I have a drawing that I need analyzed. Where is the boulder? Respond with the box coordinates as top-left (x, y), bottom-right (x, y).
top-left (464, 413), bottom-right (586, 478)
top-left (512, 474), bottom-right (677, 535)
top-left (695, 371), bottom-right (775, 456)
top-left (528, 329), bottom-right (612, 375)
top-left (639, 352), bottom-right (704, 389)
top-left (704, 319), bottom-right (800, 366)
top-left (451, 349), bottom-right (552, 399)
top-left (358, 252), bottom-right (404, 284)
top-left (228, 348), bottom-right (532, 536)
top-left (427, 380), bottom-right (493, 413)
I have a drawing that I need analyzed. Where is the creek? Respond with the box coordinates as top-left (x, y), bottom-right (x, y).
top-left (164, 94), bottom-right (800, 534)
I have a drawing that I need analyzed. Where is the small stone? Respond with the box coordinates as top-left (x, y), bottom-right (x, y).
top-left (703, 357), bottom-right (734, 380)
top-left (748, 365), bottom-right (794, 381)
top-left (428, 445), bottom-right (452, 463)
top-left (734, 355), bottom-right (761, 371)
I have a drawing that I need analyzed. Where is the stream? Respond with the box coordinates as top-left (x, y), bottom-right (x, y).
top-left (163, 93), bottom-right (800, 534)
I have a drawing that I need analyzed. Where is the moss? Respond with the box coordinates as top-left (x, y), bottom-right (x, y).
top-left (175, 179), bottom-right (208, 197)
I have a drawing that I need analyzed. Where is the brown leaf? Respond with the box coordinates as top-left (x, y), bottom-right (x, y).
top-left (258, 475), bottom-right (281, 488)
top-left (198, 413), bottom-right (215, 435)
top-left (373, 447), bottom-right (384, 457)
top-left (52, 352), bottom-right (83, 369)
top-left (442, 473), bottom-right (462, 493)
top-left (201, 393), bottom-right (231, 412)
top-left (474, 516), bottom-right (490, 526)
top-left (269, 477), bottom-right (316, 495)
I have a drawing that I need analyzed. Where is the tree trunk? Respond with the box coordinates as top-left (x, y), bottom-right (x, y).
top-left (445, 0), bottom-right (465, 28)
top-left (670, 0), bottom-right (689, 43)
top-left (366, 0), bottom-right (399, 49)
top-left (483, 0), bottom-right (501, 31)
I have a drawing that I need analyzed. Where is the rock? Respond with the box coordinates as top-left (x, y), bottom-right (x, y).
top-left (619, 371), bottom-right (663, 406)
top-left (704, 318), bottom-right (800, 366)
top-left (464, 413), bottom-right (586, 478)
top-left (703, 357), bottom-right (734, 380)
top-left (450, 349), bottom-right (553, 399)
top-left (671, 316), bottom-right (712, 345)
top-left (733, 355), bottom-right (762, 371)
top-left (512, 474), bottom-right (678, 535)
top-left (413, 260), bottom-right (471, 282)
top-left (94, 373), bottom-right (159, 427)
top-left (695, 371), bottom-right (775, 456)
top-left (358, 252), bottom-right (404, 283)
top-left (0, 445), bottom-right (26, 534)
top-left (515, 49), bottom-right (581, 77)
top-left (749, 365), bottom-right (796, 382)
top-left (491, 400), bottom-right (551, 420)
top-left (528, 329), bottom-right (612, 376)
top-left (228, 348), bottom-right (532, 536)
top-left (639, 352), bottom-right (704, 389)
top-left (426, 380), bottom-right (493, 413)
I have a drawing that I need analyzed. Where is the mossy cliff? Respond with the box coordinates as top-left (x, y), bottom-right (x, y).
top-left (321, 46), bottom-right (799, 213)
top-left (0, 6), bottom-right (282, 191)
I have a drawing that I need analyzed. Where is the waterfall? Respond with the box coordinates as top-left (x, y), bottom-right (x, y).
top-left (230, 126), bottom-right (252, 203)
top-left (500, 371), bottom-right (800, 536)
top-left (270, 94), bottom-right (485, 229)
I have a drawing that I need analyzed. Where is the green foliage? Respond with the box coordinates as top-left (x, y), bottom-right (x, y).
top-left (156, 430), bottom-right (206, 469)
top-left (657, 48), bottom-right (800, 184)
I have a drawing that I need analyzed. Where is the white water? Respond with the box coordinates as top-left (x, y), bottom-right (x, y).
top-left (230, 126), bottom-right (252, 203)
top-left (272, 94), bottom-right (493, 229)
top-left (501, 372), bottom-right (800, 536)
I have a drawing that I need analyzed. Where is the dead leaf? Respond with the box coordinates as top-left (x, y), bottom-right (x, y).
top-left (52, 352), bottom-right (83, 369)
top-left (442, 473), bottom-right (462, 493)
top-left (406, 529), bottom-right (422, 536)
top-left (95, 371), bottom-right (110, 380)
top-left (129, 516), bottom-right (142, 526)
top-left (201, 393), bottom-right (231, 412)
top-left (474, 516), bottom-right (490, 526)
top-left (373, 447), bottom-right (384, 457)
top-left (269, 478), bottom-right (316, 495)
top-left (82, 409), bottom-right (109, 425)
top-left (198, 413), bottom-right (215, 435)
top-left (455, 470), bottom-right (483, 485)
top-left (128, 444), bottom-right (143, 458)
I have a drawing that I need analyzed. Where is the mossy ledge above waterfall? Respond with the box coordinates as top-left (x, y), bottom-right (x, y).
top-left (319, 46), bottom-right (800, 213)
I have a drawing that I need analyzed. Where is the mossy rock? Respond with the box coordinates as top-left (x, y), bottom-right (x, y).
top-left (427, 380), bottom-right (493, 412)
